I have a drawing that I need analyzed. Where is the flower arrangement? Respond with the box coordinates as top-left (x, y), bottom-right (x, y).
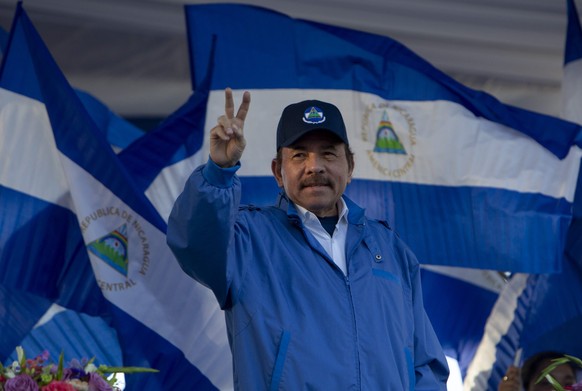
top-left (0, 346), bottom-right (158, 391)
top-left (537, 354), bottom-right (582, 391)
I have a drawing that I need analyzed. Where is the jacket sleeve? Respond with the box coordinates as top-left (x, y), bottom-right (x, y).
top-left (410, 256), bottom-right (450, 390)
top-left (166, 158), bottom-right (241, 308)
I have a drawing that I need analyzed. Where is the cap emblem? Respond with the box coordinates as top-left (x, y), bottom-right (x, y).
top-left (303, 106), bottom-right (326, 124)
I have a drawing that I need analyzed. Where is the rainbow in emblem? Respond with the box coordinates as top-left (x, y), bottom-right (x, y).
top-left (373, 111), bottom-right (406, 154)
top-left (88, 224), bottom-right (129, 276)
top-left (303, 106), bottom-right (325, 124)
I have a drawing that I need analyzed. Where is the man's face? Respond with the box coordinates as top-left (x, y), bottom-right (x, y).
top-left (271, 131), bottom-right (353, 217)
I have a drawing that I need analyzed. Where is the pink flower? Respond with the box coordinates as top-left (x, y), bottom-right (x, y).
top-left (570, 381), bottom-right (582, 391)
top-left (4, 374), bottom-right (40, 391)
top-left (41, 381), bottom-right (76, 391)
top-left (87, 372), bottom-right (113, 391)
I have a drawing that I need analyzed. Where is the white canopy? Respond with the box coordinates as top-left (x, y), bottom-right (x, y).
top-left (0, 0), bottom-right (572, 117)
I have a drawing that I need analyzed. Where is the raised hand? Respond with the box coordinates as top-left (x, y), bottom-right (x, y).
top-left (209, 88), bottom-right (251, 168)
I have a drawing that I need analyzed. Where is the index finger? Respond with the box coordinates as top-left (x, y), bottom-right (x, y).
top-left (225, 88), bottom-right (235, 119)
top-left (236, 91), bottom-right (251, 122)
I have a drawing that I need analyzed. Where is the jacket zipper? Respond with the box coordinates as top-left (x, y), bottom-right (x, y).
top-left (344, 275), bottom-right (361, 390)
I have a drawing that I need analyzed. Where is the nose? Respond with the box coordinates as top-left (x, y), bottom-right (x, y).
top-left (305, 153), bottom-right (325, 174)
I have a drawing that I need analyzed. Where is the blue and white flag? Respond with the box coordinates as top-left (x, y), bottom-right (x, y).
top-left (464, 2), bottom-right (582, 389)
top-left (186, 4), bottom-right (582, 274)
top-left (0, 11), bottom-right (110, 363)
top-left (0, 10), bottom-right (146, 366)
top-left (0, 4), bottom-right (230, 389)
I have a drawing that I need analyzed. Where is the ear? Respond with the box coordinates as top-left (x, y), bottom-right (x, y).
top-left (271, 159), bottom-right (284, 187)
top-left (347, 159), bottom-right (354, 184)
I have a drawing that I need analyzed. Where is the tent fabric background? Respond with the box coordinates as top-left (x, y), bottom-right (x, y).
top-left (0, 0), bottom-right (575, 119)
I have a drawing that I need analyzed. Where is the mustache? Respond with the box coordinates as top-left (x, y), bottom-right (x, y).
top-left (301, 176), bottom-right (331, 187)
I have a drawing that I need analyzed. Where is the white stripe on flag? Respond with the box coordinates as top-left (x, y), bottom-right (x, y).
top-left (145, 152), bottom-right (206, 222)
top-left (0, 89), bottom-right (71, 209)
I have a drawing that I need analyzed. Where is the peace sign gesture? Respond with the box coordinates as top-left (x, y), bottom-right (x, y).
top-left (210, 88), bottom-right (251, 168)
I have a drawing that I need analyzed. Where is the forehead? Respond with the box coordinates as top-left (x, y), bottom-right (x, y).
top-left (287, 130), bottom-right (345, 148)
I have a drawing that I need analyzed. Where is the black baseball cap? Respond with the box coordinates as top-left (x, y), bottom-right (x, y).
top-left (276, 100), bottom-right (349, 149)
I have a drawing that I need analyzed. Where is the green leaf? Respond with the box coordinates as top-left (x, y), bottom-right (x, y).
top-left (56, 351), bottom-right (64, 380)
top-left (544, 374), bottom-right (566, 391)
top-left (99, 365), bottom-right (159, 374)
top-left (16, 346), bottom-right (25, 368)
top-left (564, 354), bottom-right (582, 368)
top-left (39, 372), bottom-right (54, 386)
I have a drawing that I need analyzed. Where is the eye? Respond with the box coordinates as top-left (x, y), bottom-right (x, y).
top-left (291, 151), bottom-right (306, 160)
top-left (323, 151), bottom-right (338, 159)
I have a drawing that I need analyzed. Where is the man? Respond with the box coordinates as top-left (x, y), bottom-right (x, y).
top-left (167, 88), bottom-right (449, 390)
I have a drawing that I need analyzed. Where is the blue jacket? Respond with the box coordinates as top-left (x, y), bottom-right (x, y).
top-left (167, 160), bottom-right (449, 390)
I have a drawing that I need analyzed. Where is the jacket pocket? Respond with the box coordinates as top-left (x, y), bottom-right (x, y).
top-left (270, 329), bottom-right (291, 391)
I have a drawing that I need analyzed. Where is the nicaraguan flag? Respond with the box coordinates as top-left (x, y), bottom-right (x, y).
top-left (0, 7), bottom-right (112, 364)
top-left (464, 2), bottom-right (582, 389)
top-left (0, 7), bottom-right (146, 367)
top-left (0, 4), bottom-right (231, 389)
top-left (186, 4), bottom-right (582, 274)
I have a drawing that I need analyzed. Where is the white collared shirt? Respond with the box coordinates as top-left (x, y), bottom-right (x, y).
top-left (295, 198), bottom-right (350, 275)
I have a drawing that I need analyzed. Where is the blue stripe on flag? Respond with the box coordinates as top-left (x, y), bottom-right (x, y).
top-left (421, 268), bottom-right (499, 378)
top-left (0, 285), bottom-right (52, 360)
top-left (7, 308), bottom-right (122, 368)
top-left (109, 306), bottom-right (219, 390)
top-left (0, 185), bottom-right (108, 315)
